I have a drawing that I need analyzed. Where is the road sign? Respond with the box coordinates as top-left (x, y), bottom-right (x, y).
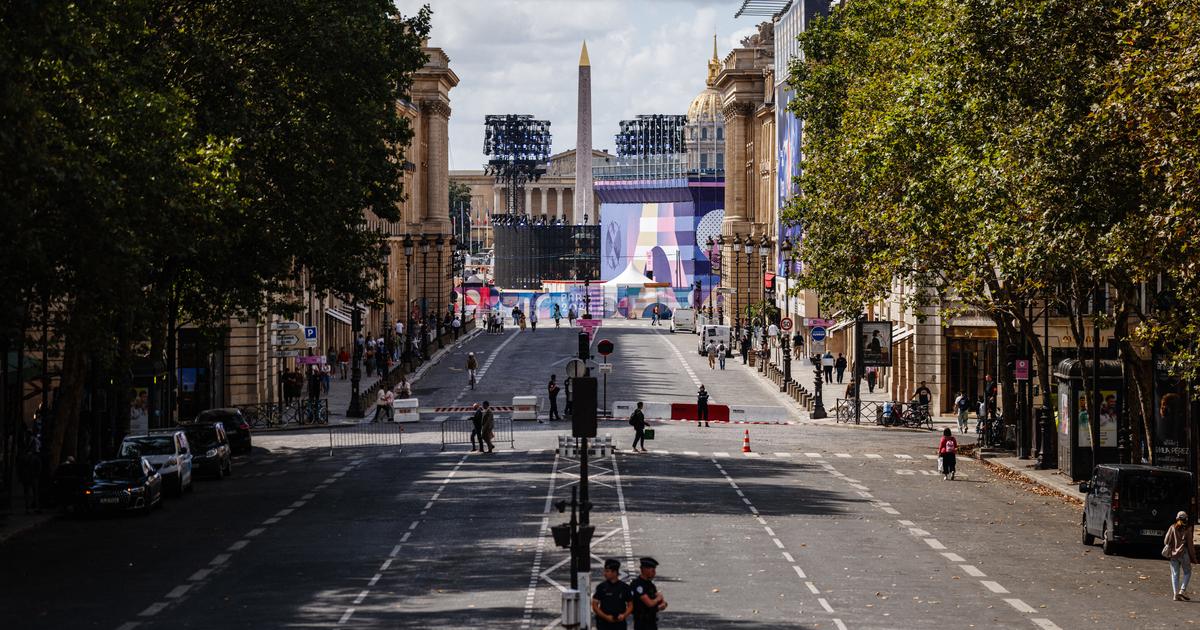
top-left (804, 318), bottom-right (834, 328)
top-left (273, 334), bottom-right (301, 347)
top-left (599, 363), bottom-right (613, 374)
top-left (304, 326), bottom-right (318, 348)
top-left (1015, 359), bottom-right (1030, 380)
top-left (810, 326), bottom-right (827, 343)
top-left (297, 355), bottom-right (326, 365)
top-left (274, 350), bottom-right (300, 358)
top-left (596, 339), bottom-right (614, 356)
top-left (270, 321), bottom-right (303, 333)
top-left (780, 317), bottom-right (793, 332)
top-left (566, 358), bottom-right (588, 378)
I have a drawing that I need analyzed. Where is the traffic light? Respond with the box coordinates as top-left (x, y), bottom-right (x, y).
top-left (572, 377), bottom-right (598, 438)
top-left (578, 331), bottom-right (590, 360)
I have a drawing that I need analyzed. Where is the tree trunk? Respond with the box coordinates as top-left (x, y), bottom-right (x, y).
top-left (48, 332), bottom-right (87, 472)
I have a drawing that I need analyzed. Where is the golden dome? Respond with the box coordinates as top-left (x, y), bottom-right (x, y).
top-left (688, 87), bottom-right (722, 123)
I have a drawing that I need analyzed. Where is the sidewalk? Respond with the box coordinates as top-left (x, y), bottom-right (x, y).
top-left (0, 503), bottom-right (55, 545)
top-left (974, 453), bottom-right (1085, 505)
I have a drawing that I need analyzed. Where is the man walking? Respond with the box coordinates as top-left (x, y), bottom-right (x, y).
top-left (553, 303), bottom-right (562, 328)
top-left (717, 342), bottom-right (727, 370)
top-left (568, 307), bottom-right (577, 327)
top-left (480, 400), bottom-right (496, 453)
top-left (547, 375), bottom-right (561, 422)
top-left (740, 334), bottom-right (751, 365)
top-left (593, 559), bottom-right (633, 629)
top-left (835, 353), bottom-right (847, 383)
top-left (706, 340), bottom-right (717, 370)
top-left (630, 401), bottom-right (647, 452)
top-left (822, 351), bottom-right (835, 383)
top-left (696, 385), bottom-right (709, 428)
top-left (651, 305), bottom-right (660, 326)
top-left (630, 557), bottom-right (667, 630)
top-left (469, 403), bottom-right (486, 453)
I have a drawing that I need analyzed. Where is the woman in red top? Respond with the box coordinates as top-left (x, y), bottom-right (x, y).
top-left (938, 427), bottom-right (958, 481)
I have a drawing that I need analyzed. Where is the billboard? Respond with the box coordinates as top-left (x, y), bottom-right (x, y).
top-left (859, 321), bottom-right (893, 367)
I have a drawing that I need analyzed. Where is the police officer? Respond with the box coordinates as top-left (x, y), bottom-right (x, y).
top-left (630, 557), bottom-right (667, 629)
top-left (592, 559), bottom-right (632, 629)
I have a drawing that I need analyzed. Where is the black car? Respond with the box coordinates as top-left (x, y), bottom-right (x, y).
top-left (1081, 464), bottom-right (1195, 554)
top-left (193, 408), bottom-right (252, 455)
top-left (181, 423), bottom-right (232, 479)
top-left (83, 458), bottom-right (163, 515)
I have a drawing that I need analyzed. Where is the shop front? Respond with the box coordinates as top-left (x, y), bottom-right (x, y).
top-left (946, 326), bottom-right (997, 415)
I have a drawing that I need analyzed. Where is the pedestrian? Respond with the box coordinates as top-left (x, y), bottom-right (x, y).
top-left (326, 346), bottom-right (338, 374)
top-left (845, 381), bottom-right (856, 400)
top-left (914, 380), bottom-right (932, 411)
top-left (338, 347), bottom-right (350, 379)
top-left (529, 309), bottom-right (537, 331)
top-left (547, 375), bottom-right (561, 422)
top-left (938, 427), bottom-right (957, 481)
top-left (630, 401), bottom-right (647, 452)
top-left (835, 353), bottom-right (847, 383)
top-left (706, 340), bottom-right (717, 370)
top-left (284, 368), bottom-right (302, 406)
top-left (696, 385), bottom-right (709, 428)
top-left (376, 337), bottom-right (388, 374)
top-left (371, 387), bottom-right (390, 423)
top-left (792, 331), bottom-right (804, 357)
top-left (568, 307), bottom-right (577, 327)
top-left (469, 403), bottom-right (486, 452)
top-left (651, 304), bottom-right (660, 326)
top-left (822, 351), bottom-right (834, 383)
top-left (554, 304), bottom-right (562, 328)
top-left (740, 334), bottom-right (751, 365)
top-left (518, 311), bottom-right (527, 331)
top-left (452, 315), bottom-right (461, 339)
top-left (320, 361), bottom-right (332, 394)
top-left (364, 343), bottom-right (375, 377)
top-left (630, 557), bottom-right (667, 629)
top-left (866, 366), bottom-right (877, 393)
top-left (954, 392), bottom-right (969, 434)
top-left (717, 341), bottom-right (727, 370)
top-left (593, 559), bottom-right (633, 629)
top-left (1165, 510), bottom-right (1197, 600)
top-left (384, 387), bottom-right (395, 421)
top-left (480, 400), bottom-right (496, 453)
top-left (466, 352), bottom-right (478, 388)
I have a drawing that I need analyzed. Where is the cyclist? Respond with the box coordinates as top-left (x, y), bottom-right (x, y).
top-left (938, 427), bottom-right (958, 481)
top-left (466, 352), bottom-right (478, 389)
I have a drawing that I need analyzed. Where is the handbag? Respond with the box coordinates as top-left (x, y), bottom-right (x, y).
top-left (643, 428), bottom-right (655, 440)
top-left (936, 455), bottom-right (944, 473)
top-left (1162, 544), bottom-right (1172, 559)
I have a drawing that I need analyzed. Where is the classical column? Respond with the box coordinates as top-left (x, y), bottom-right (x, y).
top-left (525, 187), bottom-right (532, 217)
top-left (421, 99), bottom-right (453, 234)
top-left (556, 188), bottom-right (564, 219)
top-left (540, 186), bottom-right (548, 216)
top-left (721, 101), bottom-right (753, 234)
top-left (493, 186), bottom-right (502, 215)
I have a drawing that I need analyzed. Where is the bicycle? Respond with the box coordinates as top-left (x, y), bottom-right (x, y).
top-left (834, 402), bottom-right (854, 423)
top-left (901, 404), bottom-right (933, 429)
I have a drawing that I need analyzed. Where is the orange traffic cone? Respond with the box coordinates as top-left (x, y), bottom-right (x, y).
top-left (742, 429), bottom-right (752, 453)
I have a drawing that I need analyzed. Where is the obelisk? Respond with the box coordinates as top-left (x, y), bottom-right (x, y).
top-left (574, 41), bottom-right (593, 225)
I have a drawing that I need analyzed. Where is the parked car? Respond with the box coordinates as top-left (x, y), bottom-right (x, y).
top-left (193, 408), bottom-right (252, 455)
top-left (181, 422), bottom-right (232, 479)
top-left (82, 458), bottom-right (163, 515)
top-left (670, 308), bottom-right (696, 333)
top-left (119, 431), bottom-right (194, 496)
top-left (1080, 464), bottom-right (1195, 555)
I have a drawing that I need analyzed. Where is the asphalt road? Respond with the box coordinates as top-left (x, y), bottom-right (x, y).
top-left (1, 321), bottom-right (1195, 629)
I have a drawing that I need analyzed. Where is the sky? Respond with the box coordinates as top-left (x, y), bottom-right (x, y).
top-left (393, 0), bottom-right (763, 171)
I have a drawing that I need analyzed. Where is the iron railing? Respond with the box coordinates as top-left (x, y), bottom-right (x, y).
top-left (327, 421), bottom-right (404, 455)
top-left (440, 415), bottom-right (515, 451)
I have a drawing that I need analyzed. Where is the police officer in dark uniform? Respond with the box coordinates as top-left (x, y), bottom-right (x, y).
top-left (592, 559), bottom-right (632, 629)
top-left (630, 557), bottom-right (667, 629)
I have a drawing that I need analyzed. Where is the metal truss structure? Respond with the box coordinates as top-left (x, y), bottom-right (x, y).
top-left (483, 114), bottom-right (552, 217)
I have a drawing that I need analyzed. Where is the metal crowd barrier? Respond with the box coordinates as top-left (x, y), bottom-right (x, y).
top-left (239, 400), bottom-right (329, 430)
top-left (327, 421), bottom-right (404, 455)
top-left (440, 415), bottom-right (515, 451)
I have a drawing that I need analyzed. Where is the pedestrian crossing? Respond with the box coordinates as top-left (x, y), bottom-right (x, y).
top-left (393, 449), bottom-right (941, 461)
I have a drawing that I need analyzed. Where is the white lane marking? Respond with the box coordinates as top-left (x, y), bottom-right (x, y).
top-left (850, 483), bottom-right (870, 491)
top-left (274, 508), bottom-right (294, 517)
top-left (400, 532), bottom-right (411, 544)
top-left (774, 452), bottom-right (792, 457)
top-left (713, 451), bottom-right (730, 457)
top-left (806, 582), bottom-right (820, 595)
top-left (138, 603), bottom-right (168, 617)
top-left (188, 569), bottom-right (212, 582)
top-left (1005, 598), bottom-right (1035, 613)
top-left (894, 454), bottom-right (913, 459)
top-left (337, 608), bottom-right (355, 625)
top-left (805, 453), bottom-right (823, 458)
top-left (909, 528), bottom-right (931, 537)
top-left (302, 492), bottom-right (316, 500)
top-left (772, 538), bottom-right (785, 549)
top-left (116, 623), bottom-right (141, 630)
top-left (684, 451), bottom-right (700, 456)
top-left (881, 507), bottom-right (901, 515)
top-left (793, 565), bottom-right (807, 579)
top-left (227, 540), bottom-right (249, 551)
top-left (981, 580), bottom-right (1010, 594)
top-left (262, 517), bottom-right (281, 525)
top-left (857, 491), bottom-right (874, 499)
top-left (865, 453), bottom-right (882, 458)
top-left (245, 527), bottom-right (266, 538)
top-left (521, 454), bottom-right (561, 629)
top-left (353, 590), bottom-right (369, 605)
top-left (165, 585), bottom-right (191, 599)
top-left (408, 520), bottom-right (420, 530)
top-left (1032, 619), bottom-right (1063, 630)
top-left (898, 520), bottom-right (916, 526)
top-left (960, 564), bottom-right (986, 577)
top-left (923, 454), bottom-right (939, 460)
top-left (834, 620), bottom-right (848, 630)
top-left (368, 573), bottom-right (382, 587)
top-left (654, 328), bottom-right (703, 388)
top-left (818, 598), bottom-right (834, 613)
top-left (835, 453), bottom-right (851, 458)
top-left (424, 501), bottom-right (434, 510)
top-left (764, 526), bottom-right (776, 537)
top-left (209, 554), bottom-right (231, 566)
top-left (781, 551), bottom-right (794, 562)
top-left (653, 449), bottom-right (669, 455)
top-left (924, 538), bottom-right (947, 550)
top-left (941, 552), bottom-right (965, 562)
top-left (743, 452), bottom-right (761, 458)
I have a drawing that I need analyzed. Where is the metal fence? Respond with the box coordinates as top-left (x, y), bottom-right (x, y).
top-left (440, 415), bottom-right (515, 451)
top-left (238, 400), bottom-right (329, 430)
top-left (327, 421), bottom-right (404, 455)
top-left (834, 399), bottom-right (934, 429)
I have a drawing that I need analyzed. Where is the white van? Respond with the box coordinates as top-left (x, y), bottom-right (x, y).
top-left (670, 308), bottom-right (696, 333)
top-left (697, 325), bottom-right (732, 356)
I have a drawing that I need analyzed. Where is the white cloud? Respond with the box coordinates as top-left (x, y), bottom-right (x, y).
top-left (395, 0), bottom-right (768, 169)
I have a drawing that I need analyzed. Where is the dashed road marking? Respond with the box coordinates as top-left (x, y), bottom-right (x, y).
top-left (960, 564), bottom-right (986, 577)
top-left (924, 538), bottom-right (947, 550)
top-left (165, 585), bottom-right (191, 599)
top-left (981, 580), bottom-right (1010, 594)
top-left (138, 603), bottom-right (168, 617)
top-left (1006, 598), bottom-right (1035, 613)
top-left (941, 552), bottom-right (965, 562)
top-left (1032, 619), bottom-right (1063, 630)
top-left (818, 598), bottom-right (834, 613)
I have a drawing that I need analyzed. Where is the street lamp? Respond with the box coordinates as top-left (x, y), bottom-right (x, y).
top-left (381, 242), bottom-right (392, 372)
top-left (705, 235), bottom-right (715, 321)
top-left (436, 236), bottom-right (446, 348)
top-left (744, 236), bottom-right (755, 333)
top-left (757, 235), bottom-right (770, 373)
top-left (731, 234), bottom-right (741, 332)
top-left (460, 240), bottom-right (468, 329)
top-left (347, 298), bottom-right (364, 418)
top-left (402, 235), bottom-right (415, 367)
top-left (716, 234), bottom-right (725, 324)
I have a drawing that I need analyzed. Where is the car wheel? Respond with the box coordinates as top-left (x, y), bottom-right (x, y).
top-left (1101, 524), bottom-right (1116, 555)
top-left (1081, 518), bottom-right (1094, 546)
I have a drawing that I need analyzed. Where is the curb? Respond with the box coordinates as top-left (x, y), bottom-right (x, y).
top-left (972, 452), bottom-right (1084, 506)
top-left (0, 512), bottom-right (56, 545)
top-left (803, 420), bottom-right (940, 434)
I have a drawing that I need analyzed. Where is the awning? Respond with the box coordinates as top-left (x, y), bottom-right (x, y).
top-left (947, 314), bottom-right (995, 328)
top-left (325, 308), bottom-right (351, 325)
top-left (892, 327), bottom-right (915, 344)
top-left (827, 318), bottom-right (855, 334)
top-left (763, 272), bottom-right (776, 290)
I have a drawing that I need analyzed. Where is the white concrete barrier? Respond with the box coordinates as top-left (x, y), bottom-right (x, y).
top-left (727, 404), bottom-right (793, 422)
top-left (513, 395), bottom-right (539, 421)
top-left (612, 401), bottom-right (671, 419)
top-left (392, 398), bottom-right (420, 423)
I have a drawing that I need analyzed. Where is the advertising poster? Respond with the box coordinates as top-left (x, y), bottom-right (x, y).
top-left (129, 387), bottom-right (150, 435)
top-left (1154, 372), bottom-right (1190, 470)
top-left (859, 321), bottom-right (893, 367)
top-left (1076, 390), bottom-right (1118, 447)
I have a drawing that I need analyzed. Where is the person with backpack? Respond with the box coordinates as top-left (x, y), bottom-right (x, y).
top-left (547, 375), bottom-right (561, 422)
top-left (954, 392), bottom-right (969, 434)
top-left (938, 427), bottom-right (958, 481)
top-left (629, 401), bottom-right (647, 452)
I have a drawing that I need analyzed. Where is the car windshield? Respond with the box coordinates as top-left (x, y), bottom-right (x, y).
top-left (196, 410), bottom-right (235, 423)
top-left (184, 429), bottom-right (217, 449)
top-left (119, 436), bottom-right (175, 457)
top-left (1121, 473), bottom-right (1192, 510)
top-left (94, 461), bottom-right (141, 481)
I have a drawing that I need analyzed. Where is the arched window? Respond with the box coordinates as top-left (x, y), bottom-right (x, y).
top-left (701, 127), bottom-right (708, 140)
top-left (717, 127), bottom-right (724, 141)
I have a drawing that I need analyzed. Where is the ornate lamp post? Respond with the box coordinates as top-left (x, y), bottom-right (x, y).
top-left (757, 235), bottom-right (770, 373)
top-left (731, 234), bottom-right (741, 332)
top-left (705, 235), bottom-right (715, 321)
top-left (744, 236), bottom-right (755, 334)
top-left (715, 234), bottom-right (725, 324)
top-left (347, 298), bottom-right (364, 418)
top-left (460, 239), bottom-right (468, 328)
top-left (419, 236), bottom-right (430, 320)
top-left (402, 235), bottom-right (415, 367)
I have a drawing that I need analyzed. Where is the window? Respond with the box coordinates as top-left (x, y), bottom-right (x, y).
top-left (717, 127), bottom-right (724, 141)
top-left (700, 153), bottom-right (709, 170)
top-left (701, 127), bottom-right (708, 140)
top-left (716, 153), bottom-right (724, 169)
